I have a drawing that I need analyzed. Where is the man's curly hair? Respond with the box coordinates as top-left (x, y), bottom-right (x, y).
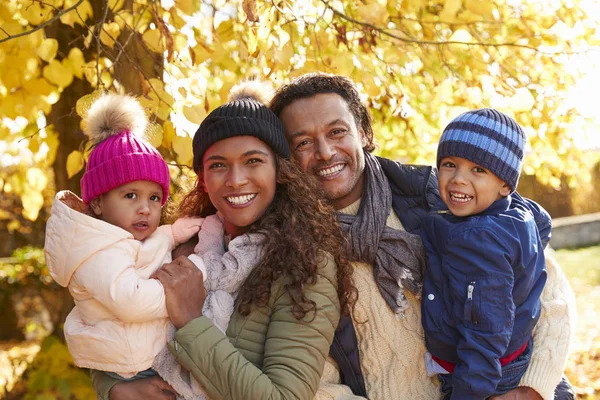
top-left (270, 72), bottom-right (376, 152)
top-left (178, 156), bottom-right (357, 320)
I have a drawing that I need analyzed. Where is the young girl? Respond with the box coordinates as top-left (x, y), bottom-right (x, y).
top-left (43, 93), bottom-right (206, 382)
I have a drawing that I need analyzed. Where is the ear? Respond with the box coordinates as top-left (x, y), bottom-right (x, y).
top-left (499, 183), bottom-right (511, 197)
top-left (197, 174), bottom-right (206, 191)
top-left (359, 127), bottom-right (367, 147)
top-left (89, 197), bottom-right (102, 216)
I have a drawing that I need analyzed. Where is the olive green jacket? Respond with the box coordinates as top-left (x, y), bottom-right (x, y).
top-left (91, 255), bottom-right (340, 400)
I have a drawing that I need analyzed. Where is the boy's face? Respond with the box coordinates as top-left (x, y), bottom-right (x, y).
top-left (90, 180), bottom-right (163, 241)
top-left (438, 156), bottom-right (511, 217)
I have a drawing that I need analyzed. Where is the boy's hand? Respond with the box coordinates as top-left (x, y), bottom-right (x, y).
top-left (171, 217), bottom-right (204, 245)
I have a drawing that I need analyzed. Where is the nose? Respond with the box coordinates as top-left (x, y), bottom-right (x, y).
top-left (450, 168), bottom-right (467, 185)
top-left (226, 165), bottom-right (248, 189)
top-left (315, 138), bottom-right (336, 162)
top-left (138, 201), bottom-right (151, 215)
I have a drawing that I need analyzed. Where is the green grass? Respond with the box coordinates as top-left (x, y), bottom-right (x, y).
top-left (553, 244), bottom-right (600, 285)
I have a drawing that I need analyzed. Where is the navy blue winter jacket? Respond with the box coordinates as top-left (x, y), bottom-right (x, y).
top-left (421, 193), bottom-right (550, 400)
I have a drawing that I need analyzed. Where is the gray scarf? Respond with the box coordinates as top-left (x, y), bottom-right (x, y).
top-left (338, 152), bottom-right (426, 315)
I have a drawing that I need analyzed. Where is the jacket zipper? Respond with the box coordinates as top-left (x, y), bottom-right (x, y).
top-left (464, 281), bottom-right (478, 325)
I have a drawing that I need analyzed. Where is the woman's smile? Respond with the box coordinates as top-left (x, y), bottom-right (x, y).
top-left (201, 136), bottom-right (277, 236)
top-left (226, 193), bottom-right (258, 206)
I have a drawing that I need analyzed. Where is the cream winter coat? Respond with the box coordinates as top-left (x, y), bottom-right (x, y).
top-left (44, 191), bottom-right (175, 376)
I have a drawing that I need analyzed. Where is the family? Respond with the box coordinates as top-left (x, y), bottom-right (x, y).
top-left (43, 72), bottom-right (576, 400)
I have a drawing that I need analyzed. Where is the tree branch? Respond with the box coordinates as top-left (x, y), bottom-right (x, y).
top-left (0, 0), bottom-right (84, 44)
top-left (320, 0), bottom-right (589, 55)
top-left (93, 0), bottom-right (110, 89)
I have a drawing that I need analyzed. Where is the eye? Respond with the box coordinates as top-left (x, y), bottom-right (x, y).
top-left (247, 158), bottom-right (264, 165)
top-left (331, 128), bottom-right (347, 136)
top-left (125, 193), bottom-right (137, 199)
top-left (473, 166), bottom-right (487, 173)
top-left (441, 161), bottom-right (455, 168)
top-left (208, 162), bottom-right (226, 170)
top-left (295, 139), bottom-right (311, 150)
top-left (150, 194), bottom-right (161, 202)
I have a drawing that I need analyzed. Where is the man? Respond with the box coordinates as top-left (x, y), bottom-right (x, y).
top-left (270, 73), bottom-right (576, 400)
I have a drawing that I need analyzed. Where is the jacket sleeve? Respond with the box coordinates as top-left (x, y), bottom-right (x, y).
top-left (73, 240), bottom-right (168, 323)
top-left (90, 369), bottom-right (119, 400)
top-left (518, 249), bottom-right (576, 400)
top-left (314, 356), bottom-right (367, 400)
top-left (444, 228), bottom-right (516, 400)
top-left (512, 193), bottom-right (553, 248)
top-left (169, 256), bottom-right (341, 400)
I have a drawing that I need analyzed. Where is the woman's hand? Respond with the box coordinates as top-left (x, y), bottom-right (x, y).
top-left (490, 387), bottom-right (543, 400)
top-left (151, 256), bottom-right (206, 329)
top-left (109, 376), bottom-right (176, 400)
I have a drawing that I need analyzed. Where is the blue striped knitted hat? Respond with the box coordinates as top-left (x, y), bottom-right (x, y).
top-left (437, 108), bottom-right (526, 192)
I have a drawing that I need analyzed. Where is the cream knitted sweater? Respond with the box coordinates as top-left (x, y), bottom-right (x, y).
top-left (315, 199), bottom-right (576, 400)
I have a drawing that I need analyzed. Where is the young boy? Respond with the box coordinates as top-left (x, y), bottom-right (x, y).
top-left (421, 108), bottom-right (550, 400)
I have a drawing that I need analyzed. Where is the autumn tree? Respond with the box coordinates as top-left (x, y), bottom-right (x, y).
top-left (0, 0), bottom-right (597, 336)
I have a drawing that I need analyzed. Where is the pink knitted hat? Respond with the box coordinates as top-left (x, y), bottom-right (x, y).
top-left (80, 94), bottom-right (170, 205)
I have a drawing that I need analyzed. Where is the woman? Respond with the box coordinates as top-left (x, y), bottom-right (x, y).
top-left (91, 82), bottom-right (357, 400)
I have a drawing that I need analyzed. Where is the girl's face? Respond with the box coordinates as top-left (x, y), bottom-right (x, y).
top-left (90, 180), bottom-right (163, 241)
top-left (201, 136), bottom-right (277, 237)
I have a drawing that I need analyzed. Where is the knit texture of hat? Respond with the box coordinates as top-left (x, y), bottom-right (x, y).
top-left (437, 108), bottom-right (526, 192)
top-left (80, 94), bottom-right (170, 205)
top-left (192, 82), bottom-right (289, 172)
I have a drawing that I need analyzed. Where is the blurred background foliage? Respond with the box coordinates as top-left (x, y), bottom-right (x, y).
top-left (1, 0), bottom-right (600, 398)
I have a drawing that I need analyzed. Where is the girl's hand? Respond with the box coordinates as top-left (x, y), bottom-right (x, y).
top-left (109, 376), bottom-right (176, 400)
top-left (490, 387), bottom-right (543, 400)
top-left (151, 256), bottom-right (206, 329)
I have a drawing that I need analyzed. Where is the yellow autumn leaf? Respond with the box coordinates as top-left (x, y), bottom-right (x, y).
top-left (66, 48), bottom-right (86, 79)
top-left (60, 0), bottom-right (93, 28)
top-left (215, 20), bottom-right (235, 43)
top-left (439, 0), bottom-right (462, 22)
top-left (465, 0), bottom-right (495, 19)
top-left (109, 0), bottom-right (125, 13)
top-left (142, 29), bottom-right (165, 54)
top-left (190, 43), bottom-right (212, 65)
top-left (7, 219), bottom-right (21, 233)
top-left (35, 38), bottom-right (59, 62)
top-left (75, 90), bottom-right (103, 118)
top-left (174, 0), bottom-right (202, 15)
top-left (356, 2), bottom-right (389, 26)
top-left (42, 59), bottom-right (74, 88)
top-left (23, 78), bottom-right (57, 97)
top-left (100, 22), bottom-right (121, 48)
top-left (43, 126), bottom-right (60, 167)
top-left (113, 10), bottom-right (133, 31)
top-left (247, 28), bottom-right (258, 55)
top-left (172, 134), bottom-right (193, 166)
top-left (448, 29), bottom-right (472, 51)
top-left (146, 123), bottom-right (163, 148)
top-left (21, 190), bottom-right (44, 221)
top-left (66, 150), bottom-right (84, 179)
top-left (183, 105), bottom-right (207, 125)
top-left (21, 2), bottom-right (53, 25)
top-left (509, 88), bottom-right (535, 112)
top-left (162, 120), bottom-right (176, 149)
top-left (26, 168), bottom-right (49, 191)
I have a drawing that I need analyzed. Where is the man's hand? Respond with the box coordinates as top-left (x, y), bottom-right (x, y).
top-left (490, 387), bottom-right (543, 400)
top-left (109, 376), bottom-right (176, 400)
top-left (151, 255), bottom-right (206, 329)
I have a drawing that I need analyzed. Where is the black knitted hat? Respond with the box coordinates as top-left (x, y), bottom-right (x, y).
top-left (192, 86), bottom-right (289, 172)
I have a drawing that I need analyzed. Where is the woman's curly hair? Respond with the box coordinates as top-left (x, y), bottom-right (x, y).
top-left (178, 156), bottom-right (357, 320)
